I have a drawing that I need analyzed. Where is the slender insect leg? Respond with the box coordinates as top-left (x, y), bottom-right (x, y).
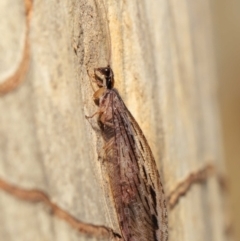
top-left (85, 99), bottom-right (109, 120)
top-left (85, 111), bottom-right (103, 133)
top-left (87, 68), bottom-right (103, 92)
top-left (85, 111), bottom-right (101, 119)
top-left (94, 68), bottom-right (106, 86)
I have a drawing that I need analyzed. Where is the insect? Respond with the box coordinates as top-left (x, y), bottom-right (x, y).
top-left (87, 65), bottom-right (168, 241)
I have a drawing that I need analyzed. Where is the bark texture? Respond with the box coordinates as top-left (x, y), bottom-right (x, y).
top-left (0, 0), bottom-right (229, 241)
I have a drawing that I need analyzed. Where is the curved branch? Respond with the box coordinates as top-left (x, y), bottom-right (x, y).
top-left (0, 0), bottom-right (32, 95)
top-left (0, 177), bottom-right (122, 240)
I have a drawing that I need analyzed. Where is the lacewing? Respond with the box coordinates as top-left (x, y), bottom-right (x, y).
top-left (88, 65), bottom-right (168, 241)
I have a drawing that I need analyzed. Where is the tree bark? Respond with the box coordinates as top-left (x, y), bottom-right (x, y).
top-left (0, 0), bottom-right (230, 241)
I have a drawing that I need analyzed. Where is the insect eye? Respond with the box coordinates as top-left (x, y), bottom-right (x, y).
top-left (103, 68), bottom-right (110, 76)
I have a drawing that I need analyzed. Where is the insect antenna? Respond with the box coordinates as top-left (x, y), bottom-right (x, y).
top-left (101, 0), bottom-right (112, 67)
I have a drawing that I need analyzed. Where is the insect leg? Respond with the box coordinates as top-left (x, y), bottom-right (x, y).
top-left (85, 111), bottom-right (101, 119)
top-left (87, 69), bottom-right (103, 92)
top-left (94, 68), bottom-right (106, 87)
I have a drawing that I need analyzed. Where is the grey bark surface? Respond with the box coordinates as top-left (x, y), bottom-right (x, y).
top-left (0, 0), bottom-right (229, 241)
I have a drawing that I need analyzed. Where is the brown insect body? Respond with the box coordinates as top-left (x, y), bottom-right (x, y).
top-left (92, 66), bottom-right (168, 241)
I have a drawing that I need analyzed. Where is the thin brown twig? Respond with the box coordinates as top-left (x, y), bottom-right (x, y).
top-left (0, 178), bottom-right (122, 240)
top-left (0, 0), bottom-right (32, 95)
top-left (167, 163), bottom-right (216, 209)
